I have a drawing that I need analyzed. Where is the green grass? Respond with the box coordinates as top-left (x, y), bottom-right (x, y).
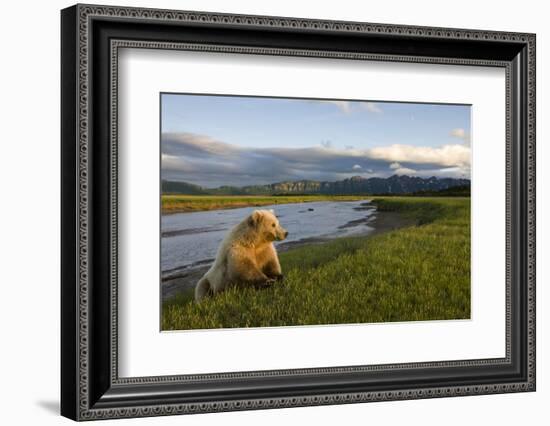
top-left (162, 194), bottom-right (366, 213)
top-left (162, 197), bottom-right (470, 330)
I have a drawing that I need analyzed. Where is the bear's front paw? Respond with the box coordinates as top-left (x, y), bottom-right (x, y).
top-left (264, 278), bottom-right (276, 286)
top-left (275, 274), bottom-right (284, 282)
top-left (256, 278), bottom-right (276, 289)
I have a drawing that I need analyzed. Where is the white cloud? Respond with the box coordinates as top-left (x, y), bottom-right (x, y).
top-left (310, 100), bottom-right (382, 114)
top-left (367, 144), bottom-right (471, 168)
top-left (161, 153), bottom-right (195, 173)
top-left (361, 102), bottom-right (382, 113)
top-left (450, 128), bottom-right (470, 145)
top-left (389, 162), bottom-right (401, 170)
top-left (162, 132), bottom-right (239, 156)
top-left (450, 128), bottom-right (466, 138)
top-left (324, 101), bottom-right (352, 114)
top-left (412, 167), bottom-right (470, 179)
top-left (352, 164), bottom-right (362, 170)
top-left (393, 167), bottom-right (417, 176)
top-left (435, 166), bottom-right (471, 178)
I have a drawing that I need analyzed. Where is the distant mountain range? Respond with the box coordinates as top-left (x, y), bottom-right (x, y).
top-left (162, 175), bottom-right (471, 196)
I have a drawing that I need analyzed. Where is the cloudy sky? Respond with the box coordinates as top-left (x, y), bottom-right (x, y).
top-left (161, 93), bottom-right (471, 188)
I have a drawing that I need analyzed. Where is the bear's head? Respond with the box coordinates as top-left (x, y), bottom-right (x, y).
top-left (248, 209), bottom-right (288, 242)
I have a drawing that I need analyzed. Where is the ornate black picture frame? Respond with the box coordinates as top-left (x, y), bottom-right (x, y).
top-left (61, 4), bottom-right (536, 421)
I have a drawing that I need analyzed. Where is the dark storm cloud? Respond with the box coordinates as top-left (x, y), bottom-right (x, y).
top-left (161, 133), bottom-right (471, 188)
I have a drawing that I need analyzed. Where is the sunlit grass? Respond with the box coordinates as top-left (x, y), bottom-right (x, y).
top-left (162, 197), bottom-right (470, 330)
top-left (161, 194), bottom-right (367, 213)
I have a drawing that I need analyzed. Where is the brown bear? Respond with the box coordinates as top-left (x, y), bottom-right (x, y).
top-left (194, 209), bottom-right (288, 302)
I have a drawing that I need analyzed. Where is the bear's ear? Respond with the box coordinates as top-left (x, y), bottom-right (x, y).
top-left (248, 210), bottom-right (263, 228)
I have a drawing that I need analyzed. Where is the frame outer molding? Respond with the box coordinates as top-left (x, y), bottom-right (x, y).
top-left (61, 3), bottom-right (536, 421)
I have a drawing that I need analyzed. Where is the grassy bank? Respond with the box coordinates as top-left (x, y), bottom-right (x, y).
top-left (162, 194), bottom-right (367, 213)
top-left (162, 197), bottom-right (470, 330)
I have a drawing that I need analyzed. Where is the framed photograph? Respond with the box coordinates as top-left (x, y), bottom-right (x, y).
top-left (61, 4), bottom-right (536, 421)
